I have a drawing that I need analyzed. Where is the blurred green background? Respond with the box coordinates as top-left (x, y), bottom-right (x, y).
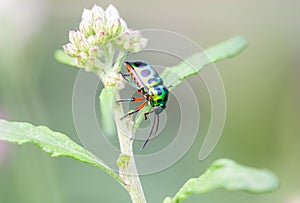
top-left (0, 0), bottom-right (299, 202)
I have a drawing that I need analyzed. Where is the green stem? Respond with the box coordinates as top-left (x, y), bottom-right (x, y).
top-left (113, 51), bottom-right (128, 71)
top-left (114, 91), bottom-right (147, 203)
top-left (103, 43), bottom-right (114, 71)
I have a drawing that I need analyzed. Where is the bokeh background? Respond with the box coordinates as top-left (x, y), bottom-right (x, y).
top-left (0, 0), bottom-right (299, 202)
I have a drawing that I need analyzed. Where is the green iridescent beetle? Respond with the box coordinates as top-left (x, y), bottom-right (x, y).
top-left (117, 60), bottom-right (169, 149)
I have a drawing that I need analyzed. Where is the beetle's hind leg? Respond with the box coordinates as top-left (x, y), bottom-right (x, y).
top-left (120, 101), bottom-right (148, 120)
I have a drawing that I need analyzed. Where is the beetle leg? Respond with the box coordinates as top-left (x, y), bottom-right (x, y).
top-left (120, 101), bottom-right (148, 120)
top-left (137, 88), bottom-right (145, 94)
top-left (116, 96), bottom-right (145, 103)
top-left (143, 110), bottom-right (154, 120)
top-left (119, 71), bottom-right (139, 89)
top-left (119, 71), bottom-right (130, 78)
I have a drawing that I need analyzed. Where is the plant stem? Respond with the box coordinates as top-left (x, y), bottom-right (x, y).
top-left (114, 91), bottom-right (147, 203)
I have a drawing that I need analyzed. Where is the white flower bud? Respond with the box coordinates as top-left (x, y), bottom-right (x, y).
top-left (95, 31), bottom-right (108, 45)
top-left (104, 71), bottom-right (124, 88)
top-left (82, 8), bottom-right (93, 23)
top-left (139, 37), bottom-right (148, 49)
top-left (132, 43), bottom-right (143, 52)
top-left (114, 35), bottom-right (124, 47)
top-left (87, 35), bottom-right (96, 45)
top-left (69, 30), bottom-right (83, 47)
top-left (105, 4), bottom-right (119, 21)
top-left (63, 43), bottom-right (78, 57)
top-left (118, 30), bottom-right (148, 52)
top-left (130, 38), bottom-right (147, 52)
top-left (62, 4), bottom-right (148, 73)
top-left (123, 39), bottom-right (132, 50)
top-left (119, 18), bottom-right (127, 32)
top-left (129, 30), bottom-right (141, 40)
top-left (88, 46), bottom-right (102, 58)
top-left (93, 18), bottom-right (105, 33)
top-left (77, 52), bottom-right (88, 65)
top-left (106, 18), bottom-right (122, 37)
top-left (116, 30), bottom-right (130, 46)
top-left (74, 58), bottom-right (85, 68)
top-left (91, 5), bottom-right (105, 20)
top-left (79, 20), bottom-right (92, 37)
top-left (77, 38), bottom-right (90, 52)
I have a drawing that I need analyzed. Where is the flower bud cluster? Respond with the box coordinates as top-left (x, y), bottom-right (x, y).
top-left (103, 71), bottom-right (125, 88)
top-left (116, 29), bottom-right (148, 53)
top-left (63, 4), bottom-right (147, 72)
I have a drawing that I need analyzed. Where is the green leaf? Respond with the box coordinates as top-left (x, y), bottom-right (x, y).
top-left (99, 86), bottom-right (117, 136)
top-left (164, 159), bottom-right (279, 203)
top-left (54, 49), bottom-right (79, 67)
top-left (161, 36), bottom-right (247, 89)
top-left (0, 119), bottom-right (122, 184)
top-left (135, 36), bottom-right (247, 128)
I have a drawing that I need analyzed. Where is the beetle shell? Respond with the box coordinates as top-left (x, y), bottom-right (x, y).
top-left (125, 61), bottom-right (163, 91)
top-left (125, 60), bottom-right (169, 112)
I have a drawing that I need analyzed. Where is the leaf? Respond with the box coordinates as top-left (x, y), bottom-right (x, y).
top-left (99, 86), bottom-right (117, 136)
top-left (0, 119), bottom-right (122, 184)
top-left (54, 49), bottom-right (79, 67)
top-left (163, 159), bottom-right (279, 203)
top-left (161, 36), bottom-right (247, 89)
top-left (134, 36), bottom-right (247, 128)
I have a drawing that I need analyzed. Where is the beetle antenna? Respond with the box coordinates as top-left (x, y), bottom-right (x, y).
top-left (141, 114), bottom-right (156, 150)
top-left (154, 114), bottom-right (159, 136)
